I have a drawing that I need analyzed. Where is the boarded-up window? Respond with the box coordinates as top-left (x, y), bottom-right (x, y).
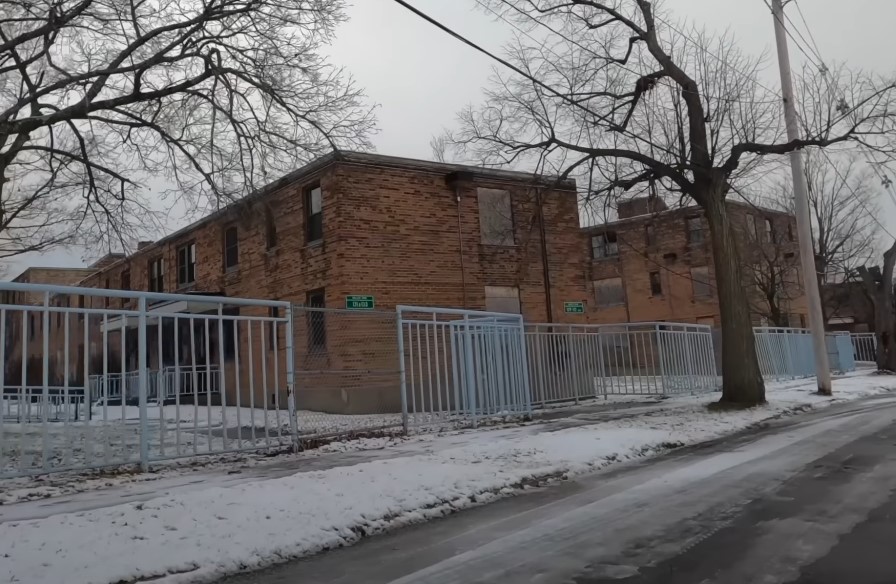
top-left (593, 278), bottom-right (625, 308)
top-left (691, 266), bottom-right (712, 299)
top-left (485, 286), bottom-right (521, 314)
top-left (478, 188), bottom-right (514, 246)
top-left (592, 232), bottom-right (619, 258)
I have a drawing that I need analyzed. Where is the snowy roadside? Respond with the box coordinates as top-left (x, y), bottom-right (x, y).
top-left (3, 373), bottom-right (896, 584)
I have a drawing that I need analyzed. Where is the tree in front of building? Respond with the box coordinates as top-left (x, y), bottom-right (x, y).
top-left (439, 0), bottom-right (896, 405)
top-left (0, 0), bottom-right (375, 259)
top-left (857, 240), bottom-right (896, 372)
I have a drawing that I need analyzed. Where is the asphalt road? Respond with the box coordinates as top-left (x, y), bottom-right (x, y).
top-left (221, 393), bottom-right (896, 584)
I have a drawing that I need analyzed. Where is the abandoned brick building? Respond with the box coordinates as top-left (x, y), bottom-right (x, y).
top-left (582, 196), bottom-right (809, 328)
top-left (5, 153), bottom-right (811, 413)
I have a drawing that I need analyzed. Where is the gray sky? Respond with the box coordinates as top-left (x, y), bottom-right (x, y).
top-left (9, 0), bottom-right (896, 277)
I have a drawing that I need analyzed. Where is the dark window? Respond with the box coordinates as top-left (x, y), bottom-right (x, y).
top-left (787, 222), bottom-right (795, 242)
top-left (104, 278), bottom-right (110, 308)
top-left (649, 271), bottom-right (663, 296)
top-left (306, 289), bottom-right (326, 352)
top-left (268, 306), bottom-right (280, 350)
top-left (265, 208), bottom-right (278, 250)
top-left (305, 185), bottom-right (323, 243)
top-left (78, 295), bottom-right (85, 321)
top-left (592, 232), bottom-right (619, 259)
top-left (28, 313), bottom-right (35, 341)
top-left (120, 270), bottom-right (130, 291)
top-left (645, 224), bottom-right (656, 247)
top-left (148, 258), bottom-right (165, 292)
top-left (687, 217), bottom-right (705, 244)
top-left (176, 242), bottom-right (196, 287)
top-left (223, 226), bottom-right (239, 271)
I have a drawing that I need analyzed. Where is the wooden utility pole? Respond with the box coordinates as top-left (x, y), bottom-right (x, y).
top-left (770, 0), bottom-right (833, 395)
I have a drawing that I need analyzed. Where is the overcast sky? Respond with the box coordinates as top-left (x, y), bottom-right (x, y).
top-left (10, 0), bottom-right (896, 277)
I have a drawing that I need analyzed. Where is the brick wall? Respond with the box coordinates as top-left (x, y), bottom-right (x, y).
top-left (37, 154), bottom-right (588, 413)
top-left (584, 202), bottom-right (808, 327)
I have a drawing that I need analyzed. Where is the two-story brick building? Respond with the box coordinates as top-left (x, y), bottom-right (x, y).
top-left (27, 152), bottom-right (587, 412)
top-left (582, 196), bottom-right (809, 328)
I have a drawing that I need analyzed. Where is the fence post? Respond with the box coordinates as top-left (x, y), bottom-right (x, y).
top-left (137, 295), bottom-right (149, 472)
top-left (463, 314), bottom-right (478, 429)
top-left (396, 308), bottom-right (409, 434)
top-left (285, 303), bottom-right (299, 451)
top-left (656, 324), bottom-right (667, 394)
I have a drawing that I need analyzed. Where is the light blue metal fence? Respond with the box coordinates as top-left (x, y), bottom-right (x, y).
top-left (397, 306), bottom-right (531, 429)
top-left (0, 282), bottom-right (294, 479)
top-left (525, 322), bottom-right (719, 405)
top-left (850, 333), bottom-right (877, 363)
top-left (753, 327), bottom-right (857, 381)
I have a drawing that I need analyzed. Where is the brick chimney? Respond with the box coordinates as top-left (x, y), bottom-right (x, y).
top-left (137, 241), bottom-right (154, 250)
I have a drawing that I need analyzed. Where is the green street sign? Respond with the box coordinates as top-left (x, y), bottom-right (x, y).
top-left (564, 301), bottom-right (585, 314)
top-left (345, 295), bottom-right (375, 310)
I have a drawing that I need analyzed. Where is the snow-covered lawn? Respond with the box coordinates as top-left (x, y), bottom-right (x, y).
top-left (3, 373), bottom-right (895, 584)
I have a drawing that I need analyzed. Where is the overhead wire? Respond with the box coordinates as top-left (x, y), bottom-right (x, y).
top-left (771, 0), bottom-right (896, 235)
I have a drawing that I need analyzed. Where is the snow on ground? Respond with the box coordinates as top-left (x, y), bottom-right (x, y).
top-left (3, 373), bottom-right (896, 584)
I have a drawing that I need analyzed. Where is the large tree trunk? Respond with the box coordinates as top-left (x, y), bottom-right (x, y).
top-left (705, 193), bottom-right (766, 404)
top-left (859, 240), bottom-right (896, 372)
top-left (876, 241), bottom-right (896, 371)
top-left (876, 309), bottom-right (896, 372)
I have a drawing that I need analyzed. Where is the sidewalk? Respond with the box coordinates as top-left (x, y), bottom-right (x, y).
top-left (3, 373), bottom-right (895, 584)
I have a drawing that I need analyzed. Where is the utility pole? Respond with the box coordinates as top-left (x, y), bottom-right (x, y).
top-left (770, 0), bottom-right (832, 395)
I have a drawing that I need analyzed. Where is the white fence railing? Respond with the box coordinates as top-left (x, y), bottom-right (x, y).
top-left (526, 322), bottom-right (719, 404)
top-left (0, 282), bottom-right (293, 478)
top-left (88, 365), bottom-right (221, 404)
top-left (851, 333), bottom-right (877, 363)
top-left (397, 307), bottom-right (531, 430)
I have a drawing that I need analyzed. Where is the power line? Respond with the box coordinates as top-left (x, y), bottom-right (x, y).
top-left (762, 0), bottom-right (827, 72)
top-left (390, 0), bottom-right (690, 160)
top-left (768, 0), bottom-right (896, 230)
top-left (792, 0), bottom-right (825, 65)
top-left (480, 1), bottom-right (779, 106)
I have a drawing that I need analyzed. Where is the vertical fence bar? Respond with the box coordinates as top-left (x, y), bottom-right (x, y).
top-left (62, 310), bottom-right (70, 465)
top-left (217, 304), bottom-right (228, 452)
top-left (174, 316), bottom-right (182, 455)
top-left (41, 293), bottom-right (50, 471)
top-left (137, 296), bottom-right (149, 471)
top-left (396, 309), bottom-right (409, 433)
top-left (284, 304), bottom-right (298, 450)
top-left (246, 319), bottom-right (257, 442)
top-left (0, 307), bottom-right (5, 470)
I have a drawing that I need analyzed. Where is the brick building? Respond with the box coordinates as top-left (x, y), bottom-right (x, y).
top-left (27, 152), bottom-right (587, 412)
top-left (582, 196), bottom-right (809, 327)
top-left (3, 266), bottom-right (104, 384)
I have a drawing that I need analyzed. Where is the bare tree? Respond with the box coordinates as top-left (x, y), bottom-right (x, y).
top-left (857, 240), bottom-right (896, 371)
top-left (440, 0), bottom-right (896, 404)
top-left (740, 219), bottom-right (803, 327)
top-left (0, 0), bottom-right (375, 258)
top-left (765, 151), bottom-right (879, 315)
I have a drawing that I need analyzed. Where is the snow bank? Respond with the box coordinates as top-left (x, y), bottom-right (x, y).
top-left (3, 373), bottom-right (895, 584)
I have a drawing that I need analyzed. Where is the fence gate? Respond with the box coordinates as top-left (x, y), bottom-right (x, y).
top-left (397, 306), bottom-right (531, 429)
